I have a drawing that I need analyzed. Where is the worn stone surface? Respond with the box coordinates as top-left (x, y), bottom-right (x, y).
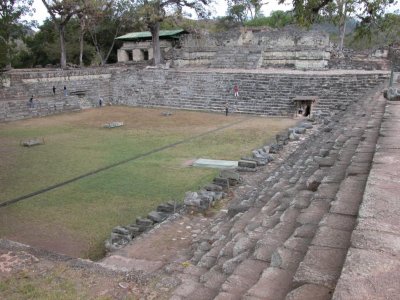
top-left (294, 246), bottom-right (347, 289)
top-left (319, 213), bottom-right (356, 231)
top-left (313, 183), bottom-right (340, 201)
top-left (311, 226), bottom-right (351, 249)
top-left (333, 248), bottom-right (400, 300)
top-left (286, 284), bottom-right (333, 300)
top-left (245, 267), bottom-right (293, 300)
top-left (297, 201), bottom-right (329, 225)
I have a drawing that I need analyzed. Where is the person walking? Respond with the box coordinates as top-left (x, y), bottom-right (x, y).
top-left (52, 86), bottom-right (56, 95)
top-left (233, 84), bottom-right (239, 97)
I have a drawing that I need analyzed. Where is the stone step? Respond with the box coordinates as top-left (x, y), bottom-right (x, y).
top-left (167, 90), bottom-right (387, 300)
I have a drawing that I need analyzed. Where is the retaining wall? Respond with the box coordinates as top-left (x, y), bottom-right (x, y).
top-left (0, 68), bottom-right (389, 122)
top-left (112, 69), bottom-right (388, 116)
top-left (0, 68), bottom-right (114, 121)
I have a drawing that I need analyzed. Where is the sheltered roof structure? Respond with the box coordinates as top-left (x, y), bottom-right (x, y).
top-left (116, 29), bottom-right (188, 41)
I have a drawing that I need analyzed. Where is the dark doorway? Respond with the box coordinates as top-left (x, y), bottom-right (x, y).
top-left (142, 50), bottom-right (149, 61)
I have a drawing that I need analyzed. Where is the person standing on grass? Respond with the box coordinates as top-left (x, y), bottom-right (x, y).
top-left (225, 102), bottom-right (229, 116)
top-left (234, 84), bottom-right (239, 97)
top-left (52, 85), bottom-right (56, 95)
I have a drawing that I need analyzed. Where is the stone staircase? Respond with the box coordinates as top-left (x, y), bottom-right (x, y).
top-left (162, 88), bottom-right (386, 299)
top-left (209, 48), bottom-right (262, 69)
top-left (1, 95), bottom-right (82, 121)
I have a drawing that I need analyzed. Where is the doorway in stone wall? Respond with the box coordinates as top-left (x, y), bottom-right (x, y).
top-left (142, 50), bottom-right (149, 61)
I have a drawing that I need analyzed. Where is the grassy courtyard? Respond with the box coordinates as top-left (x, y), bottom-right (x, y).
top-left (0, 107), bottom-right (297, 259)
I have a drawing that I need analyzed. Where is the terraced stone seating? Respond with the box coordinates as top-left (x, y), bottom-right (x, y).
top-left (163, 87), bottom-right (387, 299)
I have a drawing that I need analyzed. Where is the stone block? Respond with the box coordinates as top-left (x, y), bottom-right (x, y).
top-left (220, 170), bottom-right (241, 186)
top-left (286, 284), bottom-right (333, 300)
top-left (319, 213), bottom-right (356, 231)
top-left (238, 160), bottom-right (257, 169)
top-left (245, 267), bottom-right (292, 299)
top-left (333, 248), bottom-right (400, 300)
top-left (214, 292), bottom-right (240, 300)
top-left (147, 211), bottom-right (169, 223)
top-left (271, 247), bottom-right (304, 271)
top-left (311, 226), bottom-right (351, 249)
top-left (330, 177), bottom-right (366, 216)
top-left (294, 224), bottom-right (317, 238)
top-left (200, 268), bottom-right (227, 289)
top-left (284, 236), bottom-right (310, 254)
top-left (297, 201), bottom-right (329, 225)
top-left (314, 183), bottom-right (340, 201)
top-left (173, 279), bottom-right (203, 297)
top-left (351, 229), bottom-right (400, 256)
top-left (213, 177), bottom-right (230, 190)
top-left (294, 246), bottom-right (347, 289)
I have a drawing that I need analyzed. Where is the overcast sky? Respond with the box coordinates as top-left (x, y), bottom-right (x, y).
top-left (29, 0), bottom-right (293, 26)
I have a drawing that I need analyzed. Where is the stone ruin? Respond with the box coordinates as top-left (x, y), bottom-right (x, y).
top-left (20, 137), bottom-right (45, 147)
top-left (165, 27), bottom-right (330, 70)
top-left (103, 121), bottom-right (124, 128)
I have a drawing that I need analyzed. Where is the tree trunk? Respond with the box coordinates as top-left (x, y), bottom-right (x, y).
top-left (79, 30), bottom-right (84, 67)
top-left (338, 1), bottom-right (347, 52)
top-left (150, 22), bottom-right (161, 66)
top-left (59, 25), bottom-right (67, 68)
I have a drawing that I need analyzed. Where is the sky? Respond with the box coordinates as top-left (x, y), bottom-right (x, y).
top-left (29, 0), bottom-right (293, 26)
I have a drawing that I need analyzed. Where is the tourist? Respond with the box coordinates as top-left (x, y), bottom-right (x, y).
top-left (64, 86), bottom-right (68, 96)
top-left (28, 95), bottom-right (34, 108)
top-left (234, 84), bottom-right (239, 97)
top-left (99, 98), bottom-right (103, 107)
top-left (225, 102), bottom-right (229, 116)
top-left (52, 85), bottom-right (56, 95)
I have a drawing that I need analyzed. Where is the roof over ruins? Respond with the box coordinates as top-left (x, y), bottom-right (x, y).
top-left (116, 29), bottom-right (188, 41)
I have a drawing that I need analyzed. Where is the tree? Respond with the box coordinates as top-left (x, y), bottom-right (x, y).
top-left (227, 0), bottom-right (267, 22)
top-left (87, 0), bottom-right (139, 65)
top-left (136, 0), bottom-right (211, 66)
top-left (41, 0), bottom-right (86, 68)
top-left (0, 0), bottom-right (35, 69)
top-left (244, 10), bottom-right (294, 27)
top-left (24, 18), bottom-right (95, 67)
top-left (282, 0), bottom-right (397, 27)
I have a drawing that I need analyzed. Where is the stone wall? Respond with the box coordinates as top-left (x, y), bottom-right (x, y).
top-left (169, 28), bottom-right (331, 70)
top-left (0, 68), bottom-right (114, 122)
top-left (0, 67), bottom-right (389, 122)
top-left (390, 46), bottom-right (400, 72)
top-left (112, 69), bottom-right (388, 116)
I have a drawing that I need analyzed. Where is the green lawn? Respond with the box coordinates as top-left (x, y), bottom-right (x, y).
top-left (0, 107), bottom-right (297, 259)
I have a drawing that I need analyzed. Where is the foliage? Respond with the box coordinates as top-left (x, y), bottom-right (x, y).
top-left (244, 10), bottom-right (295, 27)
top-left (0, 0), bottom-right (35, 69)
top-left (41, 0), bottom-right (87, 68)
top-left (87, 0), bottom-right (140, 65)
top-left (23, 18), bottom-right (96, 67)
top-left (135, 0), bottom-right (211, 65)
top-left (227, 0), bottom-right (267, 22)
top-left (349, 12), bottom-right (400, 49)
top-left (281, 0), bottom-right (398, 27)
